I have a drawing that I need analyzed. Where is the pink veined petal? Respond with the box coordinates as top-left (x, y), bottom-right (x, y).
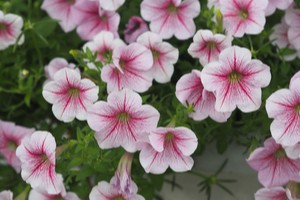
top-left (172, 127), bottom-right (198, 156)
top-left (288, 27), bottom-right (300, 50)
top-left (269, 20), bottom-right (290, 49)
top-left (139, 144), bottom-right (169, 174)
top-left (89, 181), bottom-right (119, 200)
top-left (284, 143), bottom-right (300, 159)
top-left (99, 0), bottom-right (125, 11)
top-left (254, 187), bottom-right (288, 200)
top-left (106, 88), bottom-right (142, 110)
top-left (16, 131), bottom-right (62, 194)
top-left (136, 31), bottom-right (163, 47)
top-left (149, 130), bottom-right (165, 152)
top-left (178, 0), bottom-right (201, 19)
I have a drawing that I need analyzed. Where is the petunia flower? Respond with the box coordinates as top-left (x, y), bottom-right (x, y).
top-left (188, 29), bottom-right (232, 66)
top-left (89, 152), bottom-right (145, 200)
top-left (16, 131), bottom-right (62, 194)
top-left (28, 174), bottom-right (80, 200)
top-left (75, 0), bottom-right (120, 40)
top-left (220, 0), bottom-right (268, 38)
top-left (0, 120), bottom-right (34, 172)
top-left (265, 71), bottom-right (300, 146)
top-left (124, 16), bottom-right (149, 44)
top-left (87, 88), bottom-right (160, 152)
top-left (0, 190), bottom-right (13, 200)
top-left (41, 0), bottom-right (85, 32)
top-left (44, 57), bottom-right (77, 83)
top-left (101, 43), bottom-right (153, 93)
top-left (82, 31), bottom-right (125, 66)
top-left (201, 46), bottom-right (271, 113)
top-left (247, 137), bottom-right (300, 187)
top-left (140, 0), bottom-right (200, 40)
top-left (99, 0), bottom-right (125, 11)
top-left (284, 142), bottom-right (300, 159)
top-left (285, 8), bottom-right (300, 50)
top-left (175, 70), bottom-right (231, 122)
top-left (0, 10), bottom-right (24, 50)
top-left (136, 31), bottom-right (179, 83)
top-left (269, 19), bottom-right (291, 49)
top-left (265, 0), bottom-right (294, 16)
top-left (139, 127), bottom-right (198, 174)
top-left (255, 187), bottom-right (296, 200)
top-left (43, 68), bottom-right (99, 123)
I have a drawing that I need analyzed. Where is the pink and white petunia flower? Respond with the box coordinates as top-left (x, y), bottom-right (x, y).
top-left (136, 31), bottom-right (179, 83)
top-left (82, 31), bottom-right (125, 66)
top-left (176, 70), bottom-right (231, 122)
top-left (285, 8), bottom-right (300, 50)
top-left (139, 127), bottom-right (198, 174)
top-left (28, 174), bottom-right (80, 200)
top-left (201, 46), bottom-right (271, 113)
top-left (43, 68), bottom-right (99, 123)
top-left (0, 10), bottom-right (24, 50)
top-left (99, 0), bottom-right (125, 11)
top-left (220, 0), bottom-right (268, 38)
top-left (284, 142), bottom-right (300, 159)
top-left (265, 0), bottom-right (294, 16)
top-left (124, 16), bottom-right (149, 44)
top-left (87, 88), bottom-right (160, 152)
top-left (75, 0), bottom-right (120, 40)
top-left (269, 19), bottom-right (291, 49)
top-left (0, 120), bottom-right (34, 172)
top-left (247, 137), bottom-right (300, 187)
top-left (255, 187), bottom-right (297, 200)
top-left (0, 190), bottom-right (13, 200)
top-left (101, 43), bottom-right (153, 93)
top-left (140, 0), bottom-right (200, 40)
top-left (188, 29), bottom-right (233, 66)
top-left (41, 0), bottom-right (85, 32)
top-left (266, 72), bottom-right (300, 146)
top-left (16, 131), bottom-right (62, 194)
top-left (44, 57), bottom-right (77, 82)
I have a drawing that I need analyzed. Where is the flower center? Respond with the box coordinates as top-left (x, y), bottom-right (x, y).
top-left (228, 71), bottom-right (242, 83)
top-left (100, 49), bottom-right (112, 62)
top-left (117, 112), bottom-right (130, 122)
top-left (151, 50), bottom-right (160, 59)
top-left (294, 103), bottom-right (300, 114)
top-left (206, 41), bottom-right (216, 50)
top-left (7, 141), bottom-right (17, 151)
top-left (119, 59), bottom-right (126, 69)
top-left (239, 9), bottom-right (248, 19)
top-left (113, 196), bottom-right (125, 200)
top-left (40, 153), bottom-right (51, 165)
top-left (274, 148), bottom-right (286, 159)
top-left (67, 0), bottom-right (75, 4)
top-left (55, 195), bottom-right (64, 200)
top-left (165, 132), bottom-right (174, 143)
top-left (67, 87), bottom-right (80, 97)
top-left (100, 15), bottom-right (108, 22)
top-left (0, 23), bottom-right (6, 31)
top-left (167, 4), bottom-right (178, 14)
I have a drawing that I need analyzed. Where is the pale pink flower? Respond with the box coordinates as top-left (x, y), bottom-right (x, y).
top-left (247, 137), bottom-right (300, 187)
top-left (139, 127), bottom-right (198, 174)
top-left (99, 0), bottom-right (125, 11)
top-left (28, 174), bottom-right (80, 200)
top-left (89, 180), bottom-right (144, 200)
top-left (265, 72), bottom-right (300, 146)
top-left (201, 46), bottom-right (271, 113)
top-left (269, 19), bottom-right (291, 49)
top-left (124, 16), bottom-right (149, 44)
top-left (44, 57), bottom-right (77, 82)
top-left (285, 8), bottom-right (300, 50)
top-left (188, 29), bottom-right (232, 66)
top-left (16, 131), bottom-right (62, 194)
top-left (220, 0), bottom-right (268, 37)
top-left (0, 190), bottom-right (13, 200)
top-left (265, 0), bottom-right (294, 16)
top-left (82, 31), bottom-right (125, 66)
top-left (0, 10), bottom-right (24, 50)
top-left (284, 142), bottom-right (300, 159)
top-left (101, 43), bottom-right (153, 93)
top-left (136, 31), bottom-right (179, 83)
top-left (43, 68), bottom-right (99, 122)
top-left (255, 187), bottom-right (296, 200)
top-left (0, 120), bottom-right (34, 172)
top-left (176, 70), bottom-right (231, 122)
top-left (87, 89), bottom-right (160, 152)
top-left (75, 0), bottom-right (120, 40)
top-left (41, 0), bottom-right (85, 32)
top-left (140, 0), bottom-right (200, 40)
